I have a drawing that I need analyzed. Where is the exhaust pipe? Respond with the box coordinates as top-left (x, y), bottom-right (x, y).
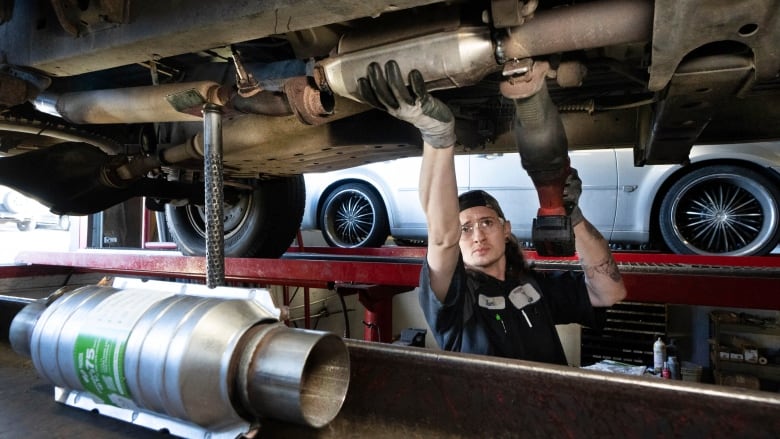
top-left (33, 81), bottom-right (229, 124)
top-left (32, 76), bottom-right (335, 126)
top-left (9, 279), bottom-right (350, 435)
top-left (313, 0), bottom-right (652, 103)
top-left (499, 0), bottom-right (653, 60)
top-left (160, 94), bottom-right (369, 165)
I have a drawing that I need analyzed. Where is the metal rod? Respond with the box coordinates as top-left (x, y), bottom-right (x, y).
top-left (202, 103), bottom-right (225, 288)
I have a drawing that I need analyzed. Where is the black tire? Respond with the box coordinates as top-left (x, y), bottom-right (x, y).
top-left (659, 165), bottom-right (780, 256)
top-left (165, 176), bottom-right (305, 258)
top-left (319, 182), bottom-right (389, 248)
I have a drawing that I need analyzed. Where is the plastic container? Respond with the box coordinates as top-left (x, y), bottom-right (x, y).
top-left (653, 337), bottom-right (666, 373)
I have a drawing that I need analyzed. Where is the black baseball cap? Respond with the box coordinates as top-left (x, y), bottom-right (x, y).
top-left (458, 190), bottom-right (505, 219)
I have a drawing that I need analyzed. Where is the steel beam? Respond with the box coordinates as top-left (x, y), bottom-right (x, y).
top-left (258, 339), bottom-right (780, 438)
top-left (1, 0), bottom-right (441, 76)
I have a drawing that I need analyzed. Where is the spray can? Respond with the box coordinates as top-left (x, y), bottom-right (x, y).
top-left (653, 337), bottom-right (666, 374)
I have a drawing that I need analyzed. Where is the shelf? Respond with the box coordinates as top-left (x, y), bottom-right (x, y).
top-left (711, 311), bottom-right (780, 386)
top-left (716, 323), bottom-right (780, 337)
top-left (715, 360), bottom-right (780, 381)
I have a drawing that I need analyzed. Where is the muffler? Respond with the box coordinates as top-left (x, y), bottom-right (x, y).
top-left (9, 278), bottom-right (350, 437)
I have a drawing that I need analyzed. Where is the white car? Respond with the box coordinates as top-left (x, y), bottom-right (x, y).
top-left (0, 186), bottom-right (71, 231)
top-left (2, 1), bottom-right (779, 259)
top-left (302, 141), bottom-right (780, 256)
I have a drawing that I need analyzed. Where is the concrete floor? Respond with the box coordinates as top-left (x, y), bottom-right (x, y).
top-left (0, 340), bottom-right (165, 439)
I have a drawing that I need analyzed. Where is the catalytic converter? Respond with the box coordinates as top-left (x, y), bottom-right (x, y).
top-left (9, 278), bottom-right (350, 437)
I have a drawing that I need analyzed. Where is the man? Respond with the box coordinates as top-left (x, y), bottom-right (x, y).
top-left (356, 60), bottom-right (626, 364)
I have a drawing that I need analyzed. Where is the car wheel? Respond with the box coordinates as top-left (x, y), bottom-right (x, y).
top-left (3, 190), bottom-right (31, 214)
top-left (659, 165), bottom-right (780, 256)
top-left (16, 219), bottom-right (35, 231)
top-left (319, 182), bottom-right (389, 248)
top-left (58, 215), bottom-right (71, 231)
top-left (165, 176), bottom-right (305, 258)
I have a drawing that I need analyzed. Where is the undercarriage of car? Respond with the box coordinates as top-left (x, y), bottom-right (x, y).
top-left (1, 0), bottom-right (779, 258)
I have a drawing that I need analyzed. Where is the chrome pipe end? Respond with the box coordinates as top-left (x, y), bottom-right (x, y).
top-left (239, 325), bottom-right (351, 428)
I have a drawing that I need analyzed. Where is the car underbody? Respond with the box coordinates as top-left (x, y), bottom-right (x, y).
top-left (1, 0), bottom-right (779, 257)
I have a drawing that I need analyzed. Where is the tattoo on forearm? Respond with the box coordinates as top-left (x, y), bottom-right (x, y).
top-left (579, 221), bottom-right (621, 281)
top-left (583, 257), bottom-right (622, 282)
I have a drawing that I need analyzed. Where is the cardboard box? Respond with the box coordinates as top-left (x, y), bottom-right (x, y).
top-left (718, 373), bottom-right (760, 390)
top-left (729, 352), bottom-right (744, 362)
top-left (744, 348), bottom-right (759, 364)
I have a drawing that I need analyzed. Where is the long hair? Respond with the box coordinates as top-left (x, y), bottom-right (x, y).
top-left (464, 233), bottom-right (530, 285)
top-left (505, 233), bottom-right (531, 282)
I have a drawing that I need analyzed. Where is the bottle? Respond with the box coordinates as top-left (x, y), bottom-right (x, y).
top-left (662, 361), bottom-right (671, 379)
top-left (668, 355), bottom-right (680, 380)
top-left (653, 337), bottom-right (666, 374)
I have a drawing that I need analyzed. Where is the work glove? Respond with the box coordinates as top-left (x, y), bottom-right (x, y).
top-left (563, 167), bottom-right (584, 226)
top-left (357, 60), bottom-right (456, 148)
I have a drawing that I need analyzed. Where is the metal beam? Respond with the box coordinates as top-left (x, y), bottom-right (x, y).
top-left (260, 340), bottom-right (780, 438)
top-left (1, 0), bottom-right (441, 76)
top-left (13, 249), bottom-right (780, 310)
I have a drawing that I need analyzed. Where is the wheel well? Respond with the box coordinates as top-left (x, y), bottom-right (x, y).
top-left (315, 178), bottom-right (385, 228)
top-left (648, 158), bottom-right (780, 250)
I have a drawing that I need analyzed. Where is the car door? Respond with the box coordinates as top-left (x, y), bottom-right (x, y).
top-left (468, 150), bottom-right (618, 242)
top-left (380, 155), bottom-right (471, 239)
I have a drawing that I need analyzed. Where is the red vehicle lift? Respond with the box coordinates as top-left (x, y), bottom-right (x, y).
top-left (2, 247), bottom-right (780, 438)
top-left (8, 246), bottom-right (780, 343)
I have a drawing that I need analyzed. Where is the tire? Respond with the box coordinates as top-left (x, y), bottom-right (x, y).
top-left (165, 176), bottom-right (305, 258)
top-left (16, 219), bottom-right (35, 231)
top-left (3, 190), bottom-right (31, 214)
top-left (319, 182), bottom-right (389, 248)
top-left (659, 165), bottom-right (780, 256)
top-left (58, 215), bottom-right (71, 231)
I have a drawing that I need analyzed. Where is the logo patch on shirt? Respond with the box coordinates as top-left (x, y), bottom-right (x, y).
top-left (478, 294), bottom-right (506, 309)
top-left (508, 284), bottom-right (541, 310)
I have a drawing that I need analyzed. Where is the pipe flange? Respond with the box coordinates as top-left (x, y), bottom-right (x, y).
top-left (499, 59), bottom-right (549, 99)
top-left (283, 76), bottom-right (335, 126)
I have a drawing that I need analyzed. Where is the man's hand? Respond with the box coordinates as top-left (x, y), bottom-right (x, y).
top-left (563, 167), bottom-right (584, 226)
top-left (357, 60), bottom-right (456, 148)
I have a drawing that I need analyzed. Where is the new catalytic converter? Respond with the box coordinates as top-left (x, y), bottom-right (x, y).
top-left (9, 278), bottom-right (350, 438)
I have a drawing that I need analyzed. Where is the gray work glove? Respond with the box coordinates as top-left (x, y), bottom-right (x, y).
top-left (563, 167), bottom-right (584, 226)
top-left (357, 60), bottom-right (456, 148)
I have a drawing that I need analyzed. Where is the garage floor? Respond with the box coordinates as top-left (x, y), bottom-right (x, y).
top-left (0, 340), bottom-right (165, 438)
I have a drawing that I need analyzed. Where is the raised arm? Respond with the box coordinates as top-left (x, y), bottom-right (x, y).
top-left (574, 220), bottom-right (626, 306)
top-left (565, 169), bottom-right (627, 306)
top-left (356, 60), bottom-right (461, 302)
top-left (419, 140), bottom-right (462, 301)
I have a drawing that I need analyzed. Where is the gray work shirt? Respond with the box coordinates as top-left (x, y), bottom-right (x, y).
top-left (418, 256), bottom-right (597, 364)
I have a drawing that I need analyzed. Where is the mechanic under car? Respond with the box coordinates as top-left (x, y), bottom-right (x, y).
top-left (1, 1), bottom-right (780, 438)
top-left (353, 59), bottom-right (626, 362)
